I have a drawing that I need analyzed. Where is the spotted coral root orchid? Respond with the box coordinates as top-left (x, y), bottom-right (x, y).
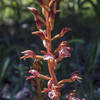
top-left (21, 0), bottom-right (86, 99)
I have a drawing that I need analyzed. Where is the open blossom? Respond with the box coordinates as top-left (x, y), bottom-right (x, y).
top-left (42, 80), bottom-right (63, 99)
top-left (58, 41), bottom-right (73, 60)
top-left (26, 69), bottom-right (40, 80)
top-left (48, 90), bottom-right (56, 99)
top-left (43, 55), bottom-right (54, 60)
top-left (29, 69), bottom-right (40, 76)
top-left (21, 50), bottom-right (36, 60)
top-left (42, 81), bottom-right (57, 99)
top-left (59, 47), bottom-right (71, 58)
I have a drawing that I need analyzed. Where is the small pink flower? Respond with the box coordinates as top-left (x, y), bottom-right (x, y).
top-left (70, 71), bottom-right (82, 82)
top-left (42, 80), bottom-right (62, 99)
top-left (43, 55), bottom-right (54, 60)
top-left (26, 69), bottom-right (40, 80)
top-left (27, 7), bottom-right (39, 16)
top-left (59, 47), bottom-right (72, 60)
top-left (21, 50), bottom-right (36, 60)
top-left (29, 69), bottom-right (40, 76)
top-left (42, 81), bottom-right (56, 99)
top-left (58, 41), bottom-right (73, 60)
top-left (48, 90), bottom-right (56, 99)
top-left (60, 27), bottom-right (72, 37)
top-left (58, 41), bottom-right (73, 50)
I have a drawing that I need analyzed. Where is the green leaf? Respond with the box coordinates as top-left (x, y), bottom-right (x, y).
top-left (0, 57), bottom-right (10, 82)
top-left (68, 38), bottom-right (85, 44)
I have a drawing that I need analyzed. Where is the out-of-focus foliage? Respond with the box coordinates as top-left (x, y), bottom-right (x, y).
top-left (0, 0), bottom-right (100, 100)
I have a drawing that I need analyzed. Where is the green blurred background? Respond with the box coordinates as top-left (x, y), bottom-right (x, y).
top-left (0, 0), bottom-right (100, 100)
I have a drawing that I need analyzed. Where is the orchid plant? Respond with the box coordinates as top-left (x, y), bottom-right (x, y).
top-left (21, 0), bottom-right (86, 100)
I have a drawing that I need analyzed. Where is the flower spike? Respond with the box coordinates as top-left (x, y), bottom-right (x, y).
top-left (23, 0), bottom-right (85, 99)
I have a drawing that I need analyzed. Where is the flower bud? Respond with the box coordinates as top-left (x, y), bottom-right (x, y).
top-left (27, 7), bottom-right (39, 16)
top-left (32, 31), bottom-right (45, 40)
top-left (60, 27), bottom-right (71, 37)
top-left (26, 69), bottom-right (40, 80)
top-left (21, 50), bottom-right (36, 60)
top-left (70, 71), bottom-right (82, 81)
top-left (29, 69), bottom-right (40, 77)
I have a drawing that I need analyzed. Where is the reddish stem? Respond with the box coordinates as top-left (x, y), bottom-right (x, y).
top-left (46, 5), bottom-right (59, 100)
